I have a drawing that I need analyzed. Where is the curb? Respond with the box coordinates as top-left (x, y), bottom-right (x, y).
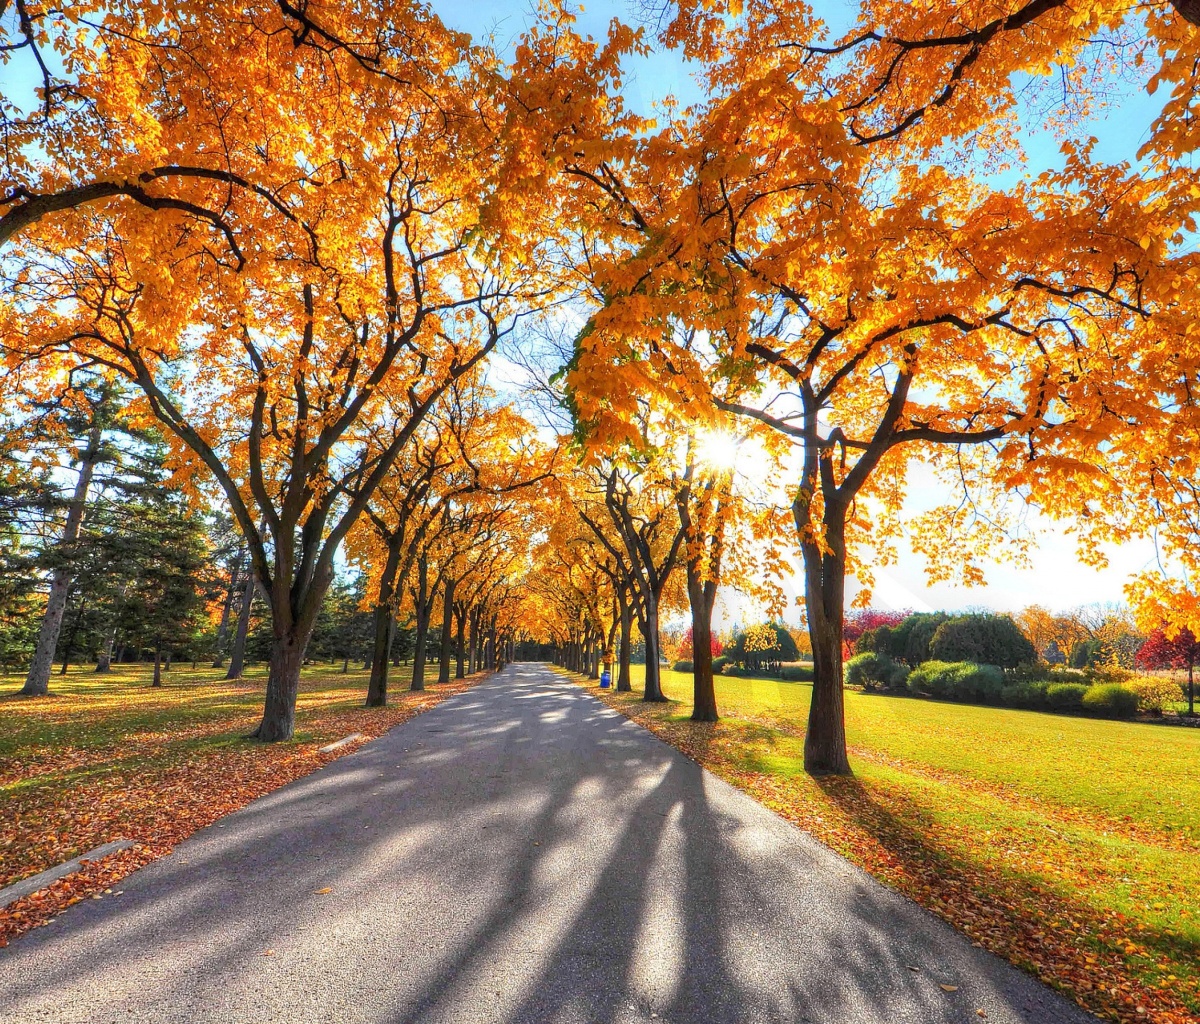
top-left (318, 732), bottom-right (365, 754)
top-left (0, 839), bottom-right (135, 909)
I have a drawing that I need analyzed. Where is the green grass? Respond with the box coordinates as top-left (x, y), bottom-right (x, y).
top-left (605, 665), bottom-right (1200, 1022)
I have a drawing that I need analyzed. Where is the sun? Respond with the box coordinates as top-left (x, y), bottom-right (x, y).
top-left (696, 430), bottom-right (742, 472)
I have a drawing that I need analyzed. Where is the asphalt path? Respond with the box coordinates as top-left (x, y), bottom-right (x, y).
top-left (0, 662), bottom-right (1097, 1024)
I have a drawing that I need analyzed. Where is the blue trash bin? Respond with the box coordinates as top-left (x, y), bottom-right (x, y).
top-left (600, 670), bottom-right (611, 688)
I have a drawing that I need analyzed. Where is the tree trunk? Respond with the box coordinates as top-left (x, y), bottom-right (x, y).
top-left (467, 608), bottom-right (476, 674)
top-left (366, 538), bottom-right (406, 706)
top-left (22, 425), bottom-right (101, 696)
top-left (342, 654), bottom-right (349, 674)
top-left (95, 629), bottom-right (115, 672)
top-left (225, 568), bottom-right (256, 681)
top-left (152, 642), bottom-right (163, 687)
top-left (617, 600), bottom-right (632, 692)
top-left (454, 604), bottom-right (467, 678)
top-left (250, 632), bottom-right (306, 741)
top-left (688, 575), bottom-right (719, 722)
top-left (212, 547), bottom-right (244, 668)
top-left (642, 596), bottom-right (667, 702)
top-left (1188, 661), bottom-right (1195, 716)
top-left (488, 618), bottom-right (497, 671)
top-left (410, 557), bottom-right (430, 692)
top-left (366, 604), bottom-right (395, 706)
top-left (438, 578), bottom-right (455, 684)
top-left (799, 502), bottom-right (851, 775)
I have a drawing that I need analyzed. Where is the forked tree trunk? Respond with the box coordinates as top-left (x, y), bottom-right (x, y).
top-left (366, 605), bottom-right (395, 706)
top-left (366, 540), bottom-right (404, 707)
top-left (22, 424), bottom-right (102, 696)
top-left (800, 502), bottom-right (851, 775)
top-left (251, 632), bottom-right (307, 741)
top-left (438, 578), bottom-right (455, 684)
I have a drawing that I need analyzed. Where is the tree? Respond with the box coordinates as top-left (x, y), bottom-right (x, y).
top-left (858, 612), bottom-right (949, 667)
top-left (531, 3), bottom-right (1181, 775)
top-left (927, 614), bottom-right (1038, 669)
top-left (1137, 627), bottom-right (1199, 715)
top-left (2, 3), bottom-right (556, 738)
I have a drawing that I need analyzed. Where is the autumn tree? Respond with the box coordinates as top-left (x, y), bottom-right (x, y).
top-left (1, 2), bottom-right (558, 739)
top-left (1137, 627), bottom-right (1199, 715)
top-left (517, 3), bottom-right (1190, 775)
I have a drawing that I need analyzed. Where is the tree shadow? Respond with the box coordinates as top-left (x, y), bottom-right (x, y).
top-left (0, 665), bottom-right (1100, 1024)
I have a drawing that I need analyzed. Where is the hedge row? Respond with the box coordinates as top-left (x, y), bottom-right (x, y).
top-left (845, 653), bottom-right (1143, 719)
top-left (669, 659), bottom-right (814, 682)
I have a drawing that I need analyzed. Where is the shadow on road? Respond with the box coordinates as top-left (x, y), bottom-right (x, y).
top-left (0, 663), bottom-right (1098, 1024)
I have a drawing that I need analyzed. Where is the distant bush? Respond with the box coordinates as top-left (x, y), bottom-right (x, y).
top-left (1000, 680), bottom-right (1050, 709)
top-left (1084, 665), bottom-right (1135, 685)
top-left (857, 612), bottom-right (949, 666)
top-left (729, 622), bottom-right (798, 673)
top-left (1081, 683), bottom-right (1139, 719)
top-left (1125, 675), bottom-right (1184, 714)
top-left (780, 663), bottom-right (814, 682)
top-left (928, 614), bottom-right (1037, 669)
top-left (712, 654), bottom-right (730, 673)
top-left (908, 661), bottom-right (1004, 703)
top-left (845, 652), bottom-right (907, 691)
top-left (1046, 682), bottom-right (1089, 712)
top-left (671, 659), bottom-right (694, 673)
top-left (1005, 662), bottom-right (1084, 685)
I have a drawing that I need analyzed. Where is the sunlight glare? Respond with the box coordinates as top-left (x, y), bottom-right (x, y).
top-left (697, 430), bottom-right (742, 472)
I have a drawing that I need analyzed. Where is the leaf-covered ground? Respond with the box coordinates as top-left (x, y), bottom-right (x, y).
top-left (570, 666), bottom-right (1200, 1024)
top-left (0, 663), bottom-right (487, 947)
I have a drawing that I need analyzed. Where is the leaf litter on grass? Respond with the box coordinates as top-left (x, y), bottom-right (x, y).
top-left (0, 666), bottom-right (490, 947)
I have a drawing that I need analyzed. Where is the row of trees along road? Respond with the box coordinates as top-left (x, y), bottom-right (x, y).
top-left (0, 368), bottom-right (554, 694)
top-left (5, 1), bottom-right (1200, 773)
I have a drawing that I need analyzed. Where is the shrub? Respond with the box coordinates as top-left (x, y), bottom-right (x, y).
top-left (928, 613), bottom-right (1037, 668)
top-left (780, 663), bottom-right (814, 682)
top-left (729, 622), bottom-right (799, 671)
top-left (1046, 682), bottom-right (1089, 712)
top-left (712, 654), bottom-right (730, 674)
top-left (857, 612), bottom-right (949, 666)
top-left (845, 651), bottom-right (907, 690)
top-left (1000, 680), bottom-right (1049, 709)
top-left (671, 659), bottom-right (694, 673)
top-left (1081, 683), bottom-right (1139, 719)
top-left (1125, 675), bottom-right (1184, 714)
top-left (908, 661), bottom-right (1004, 703)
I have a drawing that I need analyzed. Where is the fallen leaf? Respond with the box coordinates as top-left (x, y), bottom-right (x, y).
top-left (939, 984), bottom-right (958, 992)
top-left (314, 887), bottom-right (332, 894)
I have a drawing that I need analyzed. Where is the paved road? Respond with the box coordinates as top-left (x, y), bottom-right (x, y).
top-left (0, 663), bottom-right (1096, 1024)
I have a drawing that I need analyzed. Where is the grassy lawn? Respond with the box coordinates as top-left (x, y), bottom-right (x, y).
top-left (578, 665), bottom-right (1200, 1024)
top-left (0, 661), bottom-right (483, 944)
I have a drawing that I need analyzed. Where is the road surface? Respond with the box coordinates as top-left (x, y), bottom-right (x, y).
top-left (0, 662), bottom-right (1096, 1023)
